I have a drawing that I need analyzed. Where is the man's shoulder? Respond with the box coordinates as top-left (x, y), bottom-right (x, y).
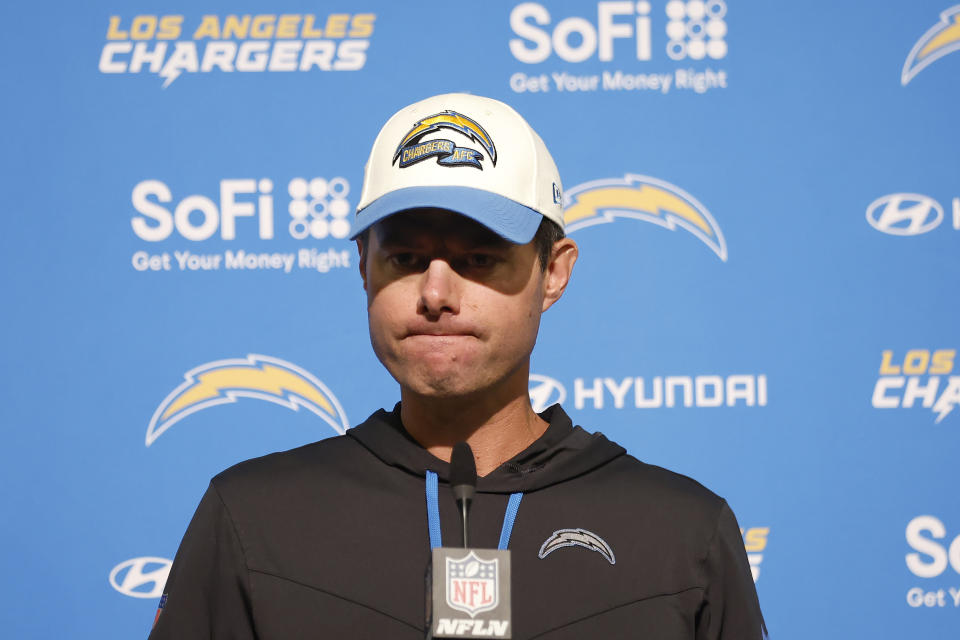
top-left (577, 438), bottom-right (729, 524)
top-left (551, 412), bottom-right (728, 515)
top-left (618, 454), bottom-right (723, 501)
top-left (210, 433), bottom-right (364, 494)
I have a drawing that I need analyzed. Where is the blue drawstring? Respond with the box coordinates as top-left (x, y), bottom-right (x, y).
top-left (425, 470), bottom-right (442, 549)
top-left (425, 470), bottom-right (523, 550)
top-left (497, 493), bottom-right (523, 550)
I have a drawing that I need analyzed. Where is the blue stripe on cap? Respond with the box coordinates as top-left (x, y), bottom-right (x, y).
top-left (350, 186), bottom-right (543, 243)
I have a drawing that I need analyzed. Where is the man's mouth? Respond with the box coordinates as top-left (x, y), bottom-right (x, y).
top-left (404, 325), bottom-right (477, 339)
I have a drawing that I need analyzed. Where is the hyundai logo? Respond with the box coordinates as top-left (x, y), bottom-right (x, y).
top-left (109, 557), bottom-right (171, 599)
top-left (529, 374), bottom-right (566, 413)
top-left (866, 193), bottom-right (943, 236)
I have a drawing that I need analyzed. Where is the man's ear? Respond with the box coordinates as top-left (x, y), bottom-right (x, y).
top-left (541, 237), bottom-right (578, 312)
top-left (356, 239), bottom-right (368, 290)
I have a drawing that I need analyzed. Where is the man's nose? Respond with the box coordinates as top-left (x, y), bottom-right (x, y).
top-left (418, 259), bottom-right (460, 317)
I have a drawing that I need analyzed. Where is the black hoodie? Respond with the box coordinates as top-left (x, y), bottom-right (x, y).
top-left (149, 405), bottom-right (765, 639)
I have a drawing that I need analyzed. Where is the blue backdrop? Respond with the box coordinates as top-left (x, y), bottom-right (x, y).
top-left (2, 1), bottom-right (958, 637)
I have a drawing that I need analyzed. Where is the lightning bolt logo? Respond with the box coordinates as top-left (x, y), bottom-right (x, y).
top-left (159, 66), bottom-right (180, 89)
top-left (393, 110), bottom-right (497, 165)
top-left (145, 354), bottom-right (349, 446)
top-left (902, 5), bottom-right (960, 85)
top-left (538, 528), bottom-right (616, 565)
top-left (157, 42), bottom-right (195, 89)
top-left (564, 174), bottom-right (728, 261)
top-left (932, 378), bottom-right (960, 423)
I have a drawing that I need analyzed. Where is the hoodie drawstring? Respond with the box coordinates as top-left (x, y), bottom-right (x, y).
top-left (425, 470), bottom-right (523, 550)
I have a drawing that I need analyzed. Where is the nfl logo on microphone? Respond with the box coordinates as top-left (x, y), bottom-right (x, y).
top-left (432, 548), bottom-right (512, 638)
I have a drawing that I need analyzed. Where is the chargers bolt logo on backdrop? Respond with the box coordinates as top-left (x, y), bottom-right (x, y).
top-left (100, 13), bottom-right (376, 88)
top-left (145, 354), bottom-right (349, 446)
top-left (866, 193), bottom-right (959, 236)
top-left (109, 557), bottom-right (171, 599)
top-left (393, 111), bottom-right (496, 170)
top-left (872, 349), bottom-right (960, 423)
top-left (563, 174), bottom-right (727, 261)
top-left (902, 5), bottom-right (960, 86)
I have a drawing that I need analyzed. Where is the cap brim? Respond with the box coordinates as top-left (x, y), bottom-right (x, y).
top-left (350, 186), bottom-right (543, 243)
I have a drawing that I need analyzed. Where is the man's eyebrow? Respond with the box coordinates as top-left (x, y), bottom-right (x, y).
top-left (468, 236), bottom-right (514, 251)
top-left (446, 222), bottom-right (514, 250)
top-left (374, 226), bottom-right (426, 248)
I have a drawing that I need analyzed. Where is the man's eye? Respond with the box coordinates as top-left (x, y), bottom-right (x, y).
top-left (388, 253), bottom-right (423, 269)
top-left (465, 254), bottom-right (495, 268)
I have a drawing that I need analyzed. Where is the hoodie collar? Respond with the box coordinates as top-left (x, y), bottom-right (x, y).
top-left (347, 403), bottom-right (625, 493)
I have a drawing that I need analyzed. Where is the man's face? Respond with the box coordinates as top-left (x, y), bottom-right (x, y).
top-left (358, 209), bottom-right (572, 399)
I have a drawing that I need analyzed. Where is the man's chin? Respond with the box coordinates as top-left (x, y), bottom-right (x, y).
top-left (406, 378), bottom-right (479, 399)
top-left (397, 368), bottom-right (492, 399)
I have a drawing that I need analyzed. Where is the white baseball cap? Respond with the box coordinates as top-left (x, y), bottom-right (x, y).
top-left (352, 93), bottom-right (564, 243)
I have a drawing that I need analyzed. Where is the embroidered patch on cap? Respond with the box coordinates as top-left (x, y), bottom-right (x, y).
top-left (393, 110), bottom-right (497, 170)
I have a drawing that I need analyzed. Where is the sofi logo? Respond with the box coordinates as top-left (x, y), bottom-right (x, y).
top-left (904, 515), bottom-right (960, 609)
top-left (131, 176), bottom-right (352, 242)
top-left (509, 2), bottom-right (653, 63)
top-left (509, 1), bottom-right (728, 63)
top-left (907, 516), bottom-right (960, 578)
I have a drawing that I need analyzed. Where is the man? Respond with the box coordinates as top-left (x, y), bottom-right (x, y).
top-left (150, 93), bottom-right (765, 639)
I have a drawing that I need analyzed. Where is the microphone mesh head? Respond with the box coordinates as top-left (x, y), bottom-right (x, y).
top-left (450, 442), bottom-right (477, 488)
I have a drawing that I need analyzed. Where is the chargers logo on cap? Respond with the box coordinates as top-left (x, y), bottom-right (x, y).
top-left (393, 110), bottom-right (496, 170)
top-left (145, 354), bottom-right (349, 446)
top-left (902, 5), bottom-right (960, 85)
top-left (563, 174), bottom-right (727, 261)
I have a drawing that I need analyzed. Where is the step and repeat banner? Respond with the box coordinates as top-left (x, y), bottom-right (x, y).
top-left (1, 1), bottom-right (957, 638)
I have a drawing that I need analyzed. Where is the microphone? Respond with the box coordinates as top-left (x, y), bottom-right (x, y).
top-left (450, 442), bottom-right (477, 547)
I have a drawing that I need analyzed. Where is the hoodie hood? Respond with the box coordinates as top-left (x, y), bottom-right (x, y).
top-left (346, 403), bottom-right (625, 493)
